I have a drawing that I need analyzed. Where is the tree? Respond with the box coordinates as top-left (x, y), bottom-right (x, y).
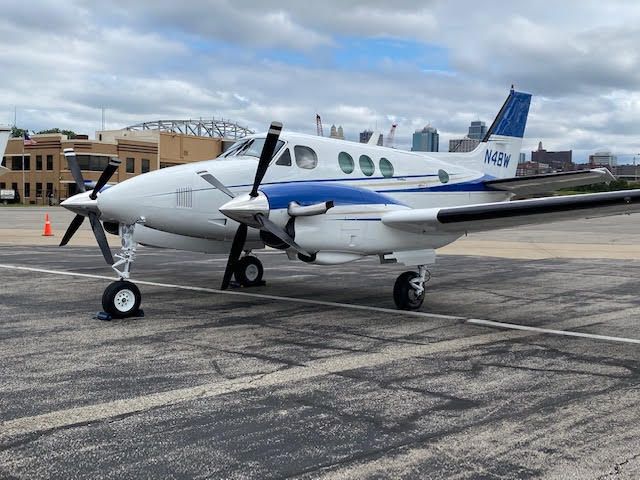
top-left (37, 128), bottom-right (77, 139)
top-left (10, 126), bottom-right (27, 138)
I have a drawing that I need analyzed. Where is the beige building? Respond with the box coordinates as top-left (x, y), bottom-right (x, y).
top-left (1, 130), bottom-right (228, 204)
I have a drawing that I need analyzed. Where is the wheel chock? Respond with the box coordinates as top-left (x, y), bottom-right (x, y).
top-left (94, 309), bottom-right (144, 321)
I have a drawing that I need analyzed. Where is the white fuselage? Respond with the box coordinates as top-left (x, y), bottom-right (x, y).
top-left (76, 132), bottom-right (513, 262)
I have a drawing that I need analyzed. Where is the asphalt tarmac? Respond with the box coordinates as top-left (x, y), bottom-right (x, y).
top-left (1, 210), bottom-right (640, 479)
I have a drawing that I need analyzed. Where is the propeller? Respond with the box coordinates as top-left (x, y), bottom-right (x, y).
top-left (197, 170), bottom-right (235, 199)
top-left (220, 224), bottom-right (247, 290)
top-left (250, 122), bottom-right (282, 197)
top-left (217, 122), bottom-right (285, 289)
top-left (254, 214), bottom-right (309, 257)
top-left (65, 148), bottom-right (86, 193)
top-left (197, 122), bottom-right (322, 289)
top-left (59, 148), bottom-right (118, 265)
top-left (90, 157), bottom-right (121, 200)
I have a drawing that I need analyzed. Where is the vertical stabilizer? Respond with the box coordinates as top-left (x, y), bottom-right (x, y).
top-left (436, 89), bottom-right (531, 180)
top-left (478, 89), bottom-right (531, 179)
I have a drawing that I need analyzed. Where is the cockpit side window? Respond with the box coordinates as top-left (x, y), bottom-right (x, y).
top-left (275, 148), bottom-right (292, 166)
top-left (221, 138), bottom-right (284, 159)
top-left (220, 139), bottom-right (248, 157)
top-left (294, 145), bottom-right (318, 169)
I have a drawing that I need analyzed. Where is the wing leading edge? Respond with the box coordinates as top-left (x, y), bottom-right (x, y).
top-left (382, 189), bottom-right (640, 234)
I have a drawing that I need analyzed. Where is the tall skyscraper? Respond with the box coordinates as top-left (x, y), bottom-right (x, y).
top-left (412, 126), bottom-right (439, 152)
top-left (359, 130), bottom-right (382, 145)
top-left (467, 120), bottom-right (487, 141)
top-left (360, 129), bottom-right (373, 143)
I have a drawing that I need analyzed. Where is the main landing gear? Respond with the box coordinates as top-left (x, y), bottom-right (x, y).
top-left (393, 265), bottom-right (431, 310)
top-left (101, 224), bottom-right (143, 319)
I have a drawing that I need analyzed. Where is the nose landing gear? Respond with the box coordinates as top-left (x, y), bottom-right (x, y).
top-left (101, 224), bottom-right (143, 319)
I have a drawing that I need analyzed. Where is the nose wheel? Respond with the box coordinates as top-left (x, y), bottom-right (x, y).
top-left (99, 223), bottom-right (143, 319)
top-left (234, 256), bottom-right (264, 287)
top-left (102, 280), bottom-right (142, 318)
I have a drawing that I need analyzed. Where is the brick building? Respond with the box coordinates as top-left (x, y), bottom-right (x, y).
top-left (1, 124), bottom-right (246, 204)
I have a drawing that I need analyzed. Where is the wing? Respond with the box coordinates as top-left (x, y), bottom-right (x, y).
top-left (382, 189), bottom-right (640, 234)
top-left (484, 169), bottom-right (614, 196)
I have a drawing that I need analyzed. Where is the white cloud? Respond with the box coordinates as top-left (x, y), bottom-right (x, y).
top-left (0, 0), bottom-right (638, 162)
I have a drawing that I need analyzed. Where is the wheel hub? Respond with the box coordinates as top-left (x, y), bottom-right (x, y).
top-left (114, 289), bottom-right (136, 312)
top-left (245, 264), bottom-right (259, 282)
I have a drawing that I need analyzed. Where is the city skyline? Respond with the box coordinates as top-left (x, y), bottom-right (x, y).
top-left (1, 1), bottom-right (638, 164)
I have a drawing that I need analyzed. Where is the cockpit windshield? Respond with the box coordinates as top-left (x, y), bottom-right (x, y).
top-left (220, 138), bottom-right (284, 160)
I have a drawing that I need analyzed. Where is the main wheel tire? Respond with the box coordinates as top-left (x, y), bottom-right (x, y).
top-left (102, 280), bottom-right (142, 318)
top-left (393, 271), bottom-right (425, 310)
top-left (234, 256), bottom-right (264, 287)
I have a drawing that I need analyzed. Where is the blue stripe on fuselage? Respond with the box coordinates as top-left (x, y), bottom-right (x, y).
top-left (260, 182), bottom-right (404, 209)
top-left (380, 174), bottom-right (495, 193)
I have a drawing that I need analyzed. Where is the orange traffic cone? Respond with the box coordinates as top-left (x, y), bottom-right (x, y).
top-left (42, 213), bottom-right (54, 237)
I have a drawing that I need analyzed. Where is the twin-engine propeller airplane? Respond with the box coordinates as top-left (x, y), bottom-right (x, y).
top-left (60, 88), bottom-right (640, 318)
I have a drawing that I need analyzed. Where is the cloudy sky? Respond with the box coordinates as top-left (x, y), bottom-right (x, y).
top-left (1, 0), bottom-right (639, 162)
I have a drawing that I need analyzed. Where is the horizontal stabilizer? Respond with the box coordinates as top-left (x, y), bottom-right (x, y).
top-left (484, 168), bottom-right (615, 196)
top-left (382, 189), bottom-right (640, 234)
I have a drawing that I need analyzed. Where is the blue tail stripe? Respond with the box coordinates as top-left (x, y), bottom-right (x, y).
top-left (492, 91), bottom-right (531, 138)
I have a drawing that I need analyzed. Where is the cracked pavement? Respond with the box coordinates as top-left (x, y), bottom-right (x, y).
top-left (1, 210), bottom-right (640, 479)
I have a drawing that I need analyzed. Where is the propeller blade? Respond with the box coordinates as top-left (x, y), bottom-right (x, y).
top-left (255, 213), bottom-right (310, 257)
top-left (88, 212), bottom-right (114, 265)
top-left (90, 157), bottom-right (122, 200)
top-left (197, 170), bottom-right (236, 198)
top-left (250, 122), bottom-right (282, 197)
top-left (63, 148), bottom-right (85, 193)
top-left (59, 214), bottom-right (85, 246)
top-left (221, 224), bottom-right (247, 290)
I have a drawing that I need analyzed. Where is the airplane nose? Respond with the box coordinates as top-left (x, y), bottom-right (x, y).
top-left (60, 191), bottom-right (99, 216)
top-left (97, 180), bottom-right (143, 225)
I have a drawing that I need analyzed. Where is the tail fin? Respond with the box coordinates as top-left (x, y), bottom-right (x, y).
top-left (480, 89), bottom-right (531, 178)
top-left (439, 89), bottom-right (531, 179)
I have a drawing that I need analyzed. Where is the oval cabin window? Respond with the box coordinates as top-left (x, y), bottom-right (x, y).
top-left (379, 157), bottom-right (394, 178)
top-left (338, 152), bottom-right (354, 174)
top-left (359, 155), bottom-right (375, 176)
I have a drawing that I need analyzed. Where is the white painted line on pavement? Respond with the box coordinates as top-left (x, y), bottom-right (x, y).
top-left (0, 264), bottom-right (464, 321)
top-left (2, 264), bottom-right (640, 346)
top-left (468, 318), bottom-right (640, 345)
